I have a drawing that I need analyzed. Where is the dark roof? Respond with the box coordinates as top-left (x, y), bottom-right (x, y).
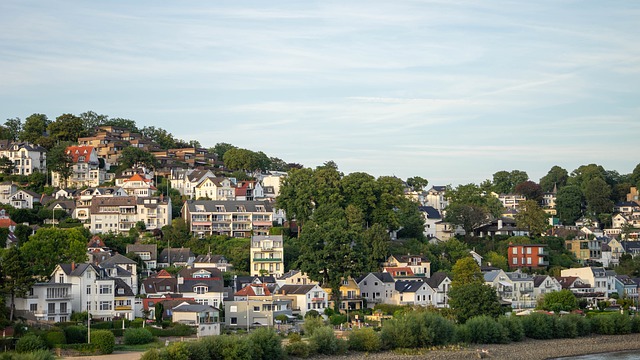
top-left (394, 280), bottom-right (428, 293)
top-left (194, 254), bottom-right (228, 264)
top-left (126, 244), bottom-right (158, 260)
top-left (279, 284), bottom-right (317, 295)
top-left (99, 253), bottom-right (137, 266)
top-left (425, 272), bottom-right (449, 288)
top-left (430, 186), bottom-right (447, 192)
top-left (418, 206), bottom-right (441, 219)
top-left (180, 279), bottom-right (224, 293)
top-left (178, 267), bottom-right (223, 279)
top-left (533, 275), bottom-right (548, 287)
top-left (159, 248), bottom-right (194, 263)
top-left (113, 278), bottom-right (135, 297)
top-left (185, 199), bottom-right (273, 213)
top-left (616, 275), bottom-right (637, 286)
top-left (59, 263), bottom-right (101, 277)
top-left (172, 303), bottom-right (218, 313)
top-left (143, 277), bottom-right (177, 294)
top-left (356, 272), bottom-right (395, 284)
top-left (234, 275), bottom-right (276, 291)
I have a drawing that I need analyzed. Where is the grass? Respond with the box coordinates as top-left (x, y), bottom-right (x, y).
top-left (114, 340), bottom-right (165, 352)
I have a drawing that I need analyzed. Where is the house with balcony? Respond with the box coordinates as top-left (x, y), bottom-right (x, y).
top-left (176, 267), bottom-right (225, 309)
top-left (425, 272), bottom-right (451, 308)
top-left (158, 248), bottom-right (195, 268)
top-left (556, 276), bottom-right (603, 305)
top-left (325, 278), bottom-right (363, 313)
top-left (533, 275), bottom-right (562, 299)
top-left (126, 244), bottom-right (158, 273)
top-left (52, 146), bottom-right (109, 188)
top-left (614, 275), bottom-right (638, 300)
top-left (425, 186), bottom-right (448, 211)
top-left (170, 169), bottom-right (215, 199)
top-left (508, 243), bottom-right (548, 268)
top-left (495, 193), bottom-right (527, 209)
top-left (392, 280), bottom-right (435, 306)
top-left (250, 235), bottom-right (284, 277)
top-left (356, 272), bottom-right (396, 308)
top-left (183, 200), bottom-right (273, 238)
top-left (484, 269), bottom-right (514, 304)
top-left (277, 284), bottom-right (328, 316)
top-left (384, 254), bottom-right (430, 277)
top-left (194, 177), bottom-right (235, 201)
top-left (88, 195), bottom-right (171, 234)
top-left (193, 253), bottom-right (233, 272)
top-left (12, 282), bottom-right (72, 323)
top-left (120, 174), bottom-right (156, 197)
top-left (276, 270), bottom-right (316, 287)
top-left (171, 303), bottom-right (220, 336)
top-left (419, 206), bottom-right (442, 239)
top-left (475, 218), bottom-right (529, 238)
top-left (507, 270), bottom-right (536, 309)
top-left (9, 189), bottom-right (40, 209)
top-left (0, 182), bottom-right (18, 205)
top-left (0, 142), bottom-right (47, 176)
top-left (97, 253), bottom-right (138, 295)
top-left (141, 270), bottom-right (177, 295)
top-left (224, 297), bottom-right (292, 328)
top-left (560, 267), bottom-right (616, 298)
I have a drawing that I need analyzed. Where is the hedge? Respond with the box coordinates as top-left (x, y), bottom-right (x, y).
top-left (124, 328), bottom-right (155, 345)
top-left (91, 330), bottom-right (115, 354)
top-left (15, 334), bottom-right (47, 353)
top-left (348, 327), bottom-right (381, 352)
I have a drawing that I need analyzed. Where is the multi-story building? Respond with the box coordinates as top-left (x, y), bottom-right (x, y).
top-left (182, 200), bottom-right (273, 237)
top-left (356, 272), bottom-right (396, 308)
top-left (561, 267), bottom-right (616, 297)
top-left (13, 282), bottom-right (72, 322)
top-left (508, 244), bottom-right (548, 268)
top-left (425, 186), bottom-right (448, 211)
top-left (52, 146), bottom-right (111, 188)
top-left (385, 254), bottom-right (431, 277)
top-left (170, 169), bottom-right (215, 199)
top-left (126, 244), bottom-right (158, 273)
top-left (277, 284), bottom-right (328, 317)
top-left (89, 196), bottom-right (171, 234)
top-left (250, 235), bottom-right (284, 277)
top-left (0, 142), bottom-right (47, 176)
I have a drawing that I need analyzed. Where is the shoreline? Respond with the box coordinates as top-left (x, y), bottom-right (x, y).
top-left (317, 333), bottom-right (640, 360)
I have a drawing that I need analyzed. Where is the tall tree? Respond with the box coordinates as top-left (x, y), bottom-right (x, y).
top-left (276, 167), bottom-right (315, 231)
top-left (2, 247), bottom-right (34, 321)
top-left (492, 170), bottom-right (529, 194)
top-left (79, 111), bottom-right (108, 135)
top-left (556, 185), bottom-right (583, 225)
top-left (340, 172), bottom-right (377, 224)
top-left (406, 176), bottom-right (429, 191)
top-left (0, 156), bottom-right (14, 175)
top-left (539, 165), bottom-right (569, 193)
top-left (47, 142), bottom-right (74, 188)
top-left (48, 113), bottom-right (87, 142)
top-left (102, 117), bottom-right (138, 132)
top-left (20, 228), bottom-right (88, 278)
top-left (20, 113), bottom-right (50, 144)
top-left (514, 180), bottom-right (543, 203)
top-left (451, 257), bottom-right (483, 287)
top-left (448, 282), bottom-right (502, 323)
top-left (569, 164), bottom-right (606, 190)
top-left (4, 118), bottom-right (22, 141)
top-left (584, 177), bottom-right (614, 216)
top-left (140, 126), bottom-right (177, 149)
top-left (210, 142), bottom-right (237, 160)
top-left (118, 146), bottom-right (159, 170)
top-left (515, 200), bottom-right (550, 236)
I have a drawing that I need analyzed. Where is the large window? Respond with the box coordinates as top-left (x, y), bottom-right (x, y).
top-left (99, 285), bottom-right (112, 295)
top-left (194, 286), bottom-right (207, 295)
top-left (99, 301), bottom-right (112, 311)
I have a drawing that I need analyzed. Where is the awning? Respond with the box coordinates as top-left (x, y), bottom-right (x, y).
top-left (498, 281), bottom-right (512, 287)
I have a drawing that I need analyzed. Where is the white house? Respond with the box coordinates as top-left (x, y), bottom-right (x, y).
top-left (392, 280), bottom-right (435, 306)
top-left (356, 272), bottom-right (396, 308)
top-left (277, 284), bottom-right (328, 316)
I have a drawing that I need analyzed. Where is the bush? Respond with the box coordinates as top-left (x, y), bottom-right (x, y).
top-left (166, 342), bottom-right (189, 360)
top-left (498, 316), bottom-right (524, 342)
top-left (284, 341), bottom-right (312, 358)
top-left (64, 325), bottom-right (87, 344)
top-left (248, 327), bottom-right (284, 360)
top-left (303, 316), bottom-right (324, 337)
top-left (380, 312), bottom-right (455, 349)
top-left (305, 310), bottom-right (320, 318)
top-left (70, 311), bottom-right (89, 322)
top-left (140, 348), bottom-right (162, 360)
top-left (462, 316), bottom-right (509, 344)
top-left (124, 328), bottom-right (155, 345)
top-left (522, 313), bottom-right (555, 339)
top-left (10, 350), bottom-right (55, 360)
top-left (588, 313), bottom-right (630, 335)
top-left (200, 334), bottom-right (253, 360)
top-left (147, 323), bottom-right (195, 337)
top-left (186, 341), bottom-right (211, 360)
top-left (90, 330), bottom-right (115, 354)
top-left (348, 327), bottom-right (381, 352)
top-left (309, 326), bottom-right (347, 355)
top-left (329, 314), bottom-right (347, 326)
top-left (15, 334), bottom-right (47, 353)
top-left (555, 316), bottom-right (578, 338)
top-left (288, 333), bottom-right (302, 343)
top-left (43, 329), bottom-right (66, 348)
top-left (631, 316), bottom-right (640, 333)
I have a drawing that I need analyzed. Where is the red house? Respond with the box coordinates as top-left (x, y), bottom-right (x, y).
top-left (508, 244), bottom-right (548, 268)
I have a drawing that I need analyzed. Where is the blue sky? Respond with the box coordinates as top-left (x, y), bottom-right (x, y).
top-left (1, 1), bottom-right (639, 185)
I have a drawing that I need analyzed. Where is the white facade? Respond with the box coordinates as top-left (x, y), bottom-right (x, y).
top-left (0, 142), bottom-right (47, 176)
top-left (357, 273), bottom-right (396, 307)
top-left (250, 235), bottom-right (284, 277)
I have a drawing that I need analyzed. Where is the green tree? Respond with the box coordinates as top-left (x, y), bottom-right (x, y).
top-left (20, 113), bottom-right (50, 144)
top-left (223, 148), bottom-right (270, 172)
top-left (0, 156), bottom-right (14, 175)
top-left (556, 185), bottom-right (583, 225)
top-left (140, 126), bottom-right (176, 149)
top-left (446, 183), bottom-right (503, 218)
top-left (155, 302), bottom-right (164, 323)
top-left (539, 165), bottom-right (568, 193)
top-left (4, 118), bottom-right (22, 141)
top-left (48, 113), bottom-right (87, 142)
top-left (20, 228), bottom-right (88, 278)
top-left (492, 170), bottom-right (529, 194)
top-left (515, 199), bottom-right (550, 236)
top-left (340, 172), bottom-right (377, 224)
top-left (406, 176), bottom-right (429, 191)
top-left (569, 164), bottom-right (606, 190)
top-left (451, 257), bottom-right (483, 287)
top-left (79, 110), bottom-right (108, 134)
top-left (276, 167), bottom-right (315, 232)
top-left (102, 117), bottom-right (138, 132)
top-left (47, 142), bottom-right (74, 188)
top-left (210, 142), bottom-right (237, 160)
top-left (444, 203), bottom-right (487, 238)
top-left (536, 289), bottom-right (578, 312)
top-left (117, 147), bottom-right (159, 170)
top-left (485, 251), bottom-right (508, 270)
top-left (448, 282), bottom-right (502, 323)
top-left (2, 247), bottom-right (34, 321)
top-left (584, 177), bottom-right (614, 216)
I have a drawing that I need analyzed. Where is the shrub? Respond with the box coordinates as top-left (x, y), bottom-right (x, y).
top-left (284, 341), bottom-right (312, 358)
top-left (522, 313), bottom-right (555, 339)
top-left (555, 316), bottom-right (578, 338)
top-left (303, 316), bottom-right (324, 337)
top-left (348, 327), bottom-right (381, 352)
top-left (124, 328), bottom-right (155, 345)
top-left (43, 329), bottom-right (66, 348)
top-left (329, 314), bottom-right (347, 326)
top-left (305, 310), bottom-right (320, 318)
top-left (90, 330), bottom-right (115, 354)
top-left (11, 350), bottom-right (55, 360)
top-left (631, 316), bottom-right (640, 333)
top-left (288, 333), bottom-right (302, 343)
top-left (70, 311), bottom-right (89, 322)
top-left (166, 342), bottom-right (189, 360)
top-left (186, 341), bottom-right (211, 360)
top-left (498, 316), bottom-right (524, 342)
top-left (462, 316), bottom-right (509, 344)
top-left (200, 334), bottom-right (253, 360)
top-left (140, 348), bottom-right (162, 360)
top-left (309, 326), bottom-right (346, 355)
top-left (249, 327), bottom-right (284, 360)
top-left (147, 323), bottom-right (195, 337)
top-left (15, 334), bottom-right (47, 353)
top-left (64, 325), bottom-right (87, 344)
top-left (380, 312), bottom-right (455, 349)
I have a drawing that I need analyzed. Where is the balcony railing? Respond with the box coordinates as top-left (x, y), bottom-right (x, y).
top-left (253, 258), bottom-right (281, 262)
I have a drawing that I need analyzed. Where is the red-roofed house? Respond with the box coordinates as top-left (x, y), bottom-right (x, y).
top-left (383, 267), bottom-right (415, 278)
top-left (121, 174), bottom-right (156, 197)
top-left (52, 146), bottom-right (109, 188)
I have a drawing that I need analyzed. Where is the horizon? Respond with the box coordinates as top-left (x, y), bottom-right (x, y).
top-left (2, 1), bottom-right (639, 185)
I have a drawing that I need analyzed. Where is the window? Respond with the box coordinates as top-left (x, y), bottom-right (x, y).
top-left (30, 304), bottom-right (37, 312)
top-left (87, 285), bottom-right (91, 295)
top-left (229, 306), bottom-right (237, 313)
top-left (99, 301), bottom-right (112, 311)
top-left (512, 258), bottom-right (518, 265)
top-left (527, 258), bottom-right (532, 265)
top-left (86, 271), bottom-right (92, 279)
top-left (58, 274), bottom-right (64, 283)
top-left (253, 306), bottom-right (260, 312)
top-left (512, 247), bottom-right (518, 254)
top-left (87, 301), bottom-right (91, 311)
top-left (99, 285), bottom-right (112, 294)
top-left (231, 317), bottom-right (237, 324)
top-left (526, 247), bottom-right (532, 254)
top-left (60, 303), bottom-right (67, 313)
top-left (48, 303), bottom-right (55, 314)
top-left (194, 286), bottom-right (207, 295)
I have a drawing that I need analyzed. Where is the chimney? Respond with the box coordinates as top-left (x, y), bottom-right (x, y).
top-left (71, 262), bottom-right (76, 271)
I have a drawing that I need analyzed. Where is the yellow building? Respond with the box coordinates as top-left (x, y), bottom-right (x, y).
top-left (324, 278), bottom-right (363, 313)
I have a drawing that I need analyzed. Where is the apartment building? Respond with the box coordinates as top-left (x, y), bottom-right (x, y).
top-left (0, 141), bottom-right (47, 176)
top-left (89, 196), bottom-right (171, 234)
top-left (182, 200), bottom-right (273, 237)
top-left (250, 235), bottom-right (284, 277)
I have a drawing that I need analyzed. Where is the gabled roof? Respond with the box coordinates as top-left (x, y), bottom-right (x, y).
top-left (99, 253), bottom-right (137, 266)
top-left (615, 275), bottom-right (637, 286)
top-left (356, 272), bottom-right (395, 284)
top-left (159, 248), bottom-right (194, 263)
top-left (172, 303), bottom-right (219, 313)
top-left (87, 236), bottom-right (107, 249)
top-left (425, 272), bottom-right (450, 288)
top-left (58, 263), bottom-right (100, 277)
top-left (114, 278), bottom-right (135, 297)
top-left (418, 206), bottom-right (441, 219)
top-left (126, 244), bottom-right (158, 260)
top-left (194, 254), bottom-right (228, 264)
top-left (279, 284), bottom-right (317, 295)
top-left (65, 146), bottom-right (95, 163)
top-left (181, 279), bottom-right (224, 293)
top-left (178, 267), bottom-right (222, 279)
top-left (235, 283), bottom-right (271, 296)
top-left (484, 270), bottom-right (504, 282)
top-left (533, 275), bottom-right (549, 287)
top-left (394, 280), bottom-right (428, 293)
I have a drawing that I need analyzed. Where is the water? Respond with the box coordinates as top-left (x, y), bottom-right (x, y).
top-left (556, 350), bottom-right (640, 360)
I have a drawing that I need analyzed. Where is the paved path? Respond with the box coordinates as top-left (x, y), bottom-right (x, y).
top-left (63, 351), bottom-right (142, 360)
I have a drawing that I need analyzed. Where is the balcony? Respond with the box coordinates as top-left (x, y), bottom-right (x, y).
top-left (253, 258), bottom-right (282, 262)
top-left (115, 306), bottom-right (132, 311)
top-left (46, 294), bottom-right (71, 300)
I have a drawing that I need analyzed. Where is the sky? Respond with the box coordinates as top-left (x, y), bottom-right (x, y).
top-left (1, 1), bottom-right (639, 186)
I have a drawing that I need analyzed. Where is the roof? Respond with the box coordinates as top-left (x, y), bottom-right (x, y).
top-left (178, 267), bottom-right (223, 279)
top-left (65, 146), bottom-right (95, 163)
top-left (159, 248), bottom-right (194, 263)
top-left (194, 254), bottom-right (227, 264)
top-left (356, 272), bottom-right (395, 284)
top-left (59, 263), bottom-right (100, 277)
top-left (418, 206), bottom-right (441, 219)
top-left (278, 270), bottom-right (300, 280)
top-left (533, 275), bottom-right (549, 287)
top-left (87, 236), bottom-right (107, 249)
top-left (113, 278), bottom-right (135, 297)
top-left (185, 199), bottom-right (273, 213)
top-left (90, 196), bottom-right (138, 213)
top-left (484, 270), bottom-right (504, 282)
top-left (126, 244), bottom-right (158, 260)
top-left (181, 279), bottom-right (224, 293)
top-left (279, 284), bottom-right (317, 295)
top-left (430, 186), bottom-right (447, 192)
top-left (616, 275), bottom-right (637, 286)
top-left (172, 303), bottom-right (219, 313)
top-left (235, 284), bottom-right (271, 296)
top-left (0, 218), bottom-right (17, 228)
top-left (556, 276), bottom-right (579, 289)
top-left (99, 253), bottom-right (137, 266)
top-left (384, 267), bottom-right (415, 276)
top-left (394, 280), bottom-right (428, 293)
top-left (425, 272), bottom-right (450, 288)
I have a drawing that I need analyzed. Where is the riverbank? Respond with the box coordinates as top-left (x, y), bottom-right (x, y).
top-left (317, 333), bottom-right (640, 360)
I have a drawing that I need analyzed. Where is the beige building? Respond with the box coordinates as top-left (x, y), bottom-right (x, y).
top-left (250, 235), bottom-right (284, 277)
top-left (182, 200), bottom-right (273, 238)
